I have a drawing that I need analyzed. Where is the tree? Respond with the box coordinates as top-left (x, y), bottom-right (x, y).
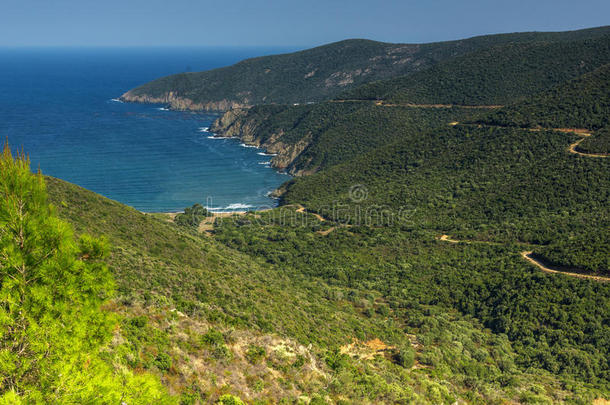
top-left (0, 145), bottom-right (174, 403)
top-left (175, 203), bottom-right (209, 229)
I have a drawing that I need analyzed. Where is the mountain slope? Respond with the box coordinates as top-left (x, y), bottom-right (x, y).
top-left (210, 102), bottom-right (490, 175)
top-left (206, 30), bottom-right (610, 177)
top-left (340, 34), bottom-right (610, 105)
top-left (41, 175), bottom-right (610, 403)
top-left (40, 176), bottom-right (608, 403)
top-left (120, 26), bottom-right (610, 111)
top-left (475, 63), bottom-right (610, 131)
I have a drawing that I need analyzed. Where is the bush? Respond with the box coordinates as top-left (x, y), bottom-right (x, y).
top-left (216, 394), bottom-right (246, 405)
top-left (245, 344), bottom-right (266, 364)
top-left (201, 329), bottom-right (225, 347)
top-left (393, 345), bottom-right (416, 368)
top-left (154, 352), bottom-right (172, 371)
top-left (175, 203), bottom-right (209, 228)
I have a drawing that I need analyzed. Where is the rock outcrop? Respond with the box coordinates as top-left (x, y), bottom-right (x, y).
top-left (209, 109), bottom-right (313, 176)
top-left (120, 91), bottom-right (248, 112)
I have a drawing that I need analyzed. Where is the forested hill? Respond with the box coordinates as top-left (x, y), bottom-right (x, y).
top-left (339, 34), bottom-right (610, 105)
top-left (120, 26), bottom-right (610, 111)
top-left (476, 63), bottom-right (610, 130)
top-left (207, 31), bottom-right (610, 176)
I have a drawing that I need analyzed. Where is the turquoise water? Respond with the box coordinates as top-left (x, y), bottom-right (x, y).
top-left (0, 47), bottom-right (293, 212)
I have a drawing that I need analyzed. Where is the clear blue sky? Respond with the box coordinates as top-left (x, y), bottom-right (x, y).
top-left (1, 0), bottom-right (608, 47)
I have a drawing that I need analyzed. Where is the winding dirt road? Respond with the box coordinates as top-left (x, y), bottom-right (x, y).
top-left (329, 99), bottom-right (503, 109)
top-left (450, 123), bottom-right (609, 158)
top-left (521, 252), bottom-right (610, 282)
top-left (294, 204), bottom-right (326, 222)
top-left (437, 234), bottom-right (608, 282)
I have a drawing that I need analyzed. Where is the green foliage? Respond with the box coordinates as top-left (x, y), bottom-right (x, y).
top-left (175, 203), bottom-right (209, 228)
top-left (578, 126), bottom-right (610, 154)
top-left (245, 344), bottom-right (266, 364)
top-left (216, 394), bottom-right (246, 405)
top-left (218, 124), bottom-right (610, 385)
top-left (476, 63), bottom-right (610, 130)
top-left (0, 146), bottom-right (174, 403)
top-left (213, 101), bottom-right (482, 175)
top-left (342, 35), bottom-right (610, 106)
top-left (201, 328), bottom-right (225, 347)
top-left (393, 345), bottom-right (416, 369)
top-left (154, 352), bottom-right (173, 371)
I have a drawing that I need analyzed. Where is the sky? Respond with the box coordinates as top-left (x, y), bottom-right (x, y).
top-left (0, 0), bottom-right (608, 47)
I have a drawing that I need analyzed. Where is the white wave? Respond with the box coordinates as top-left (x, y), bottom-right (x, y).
top-left (198, 127), bottom-right (209, 132)
top-left (257, 152), bottom-right (277, 156)
top-left (226, 203), bottom-right (253, 210)
top-left (240, 143), bottom-right (258, 148)
top-left (208, 203), bottom-right (254, 211)
top-left (110, 98), bottom-right (123, 103)
top-left (207, 135), bottom-right (232, 139)
top-left (258, 161), bottom-right (271, 165)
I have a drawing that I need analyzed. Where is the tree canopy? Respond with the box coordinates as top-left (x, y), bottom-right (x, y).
top-left (0, 145), bottom-right (173, 404)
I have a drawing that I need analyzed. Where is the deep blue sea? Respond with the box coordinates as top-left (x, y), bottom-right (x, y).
top-left (0, 47), bottom-right (294, 212)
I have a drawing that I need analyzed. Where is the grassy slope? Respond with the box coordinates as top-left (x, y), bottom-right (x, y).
top-left (45, 176), bottom-right (395, 346)
top-left (122, 27), bottom-right (610, 109)
top-left (44, 176), bottom-right (607, 403)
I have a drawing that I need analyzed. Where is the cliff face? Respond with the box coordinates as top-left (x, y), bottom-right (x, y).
top-left (120, 90), bottom-right (249, 112)
top-left (209, 110), bottom-right (313, 176)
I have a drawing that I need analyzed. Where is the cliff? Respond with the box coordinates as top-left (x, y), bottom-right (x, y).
top-left (209, 108), bottom-right (313, 176)
top-left (120, 90), bottom-right (248, 112)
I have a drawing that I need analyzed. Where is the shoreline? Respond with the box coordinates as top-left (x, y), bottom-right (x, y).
top-left (123, 99), bottom-right (288, 215)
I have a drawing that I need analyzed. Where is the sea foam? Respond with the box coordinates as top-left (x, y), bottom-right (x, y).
top-left (209, 203), bottom-right (254, 211)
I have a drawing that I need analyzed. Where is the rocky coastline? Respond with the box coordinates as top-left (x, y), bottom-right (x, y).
top-left (119, 90), bottom-right (249, 112)
top-left (209, 109), bottom-right (312, 176)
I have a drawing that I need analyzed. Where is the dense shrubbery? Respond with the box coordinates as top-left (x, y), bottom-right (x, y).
top-left (341, 35), bottom-right (610, 106)
top-left (578, 126), bottom-right (610, 154)
top-left (214, 209), bottom-right (610, 390)
top-left (280, 125), bottom-right (609, 272)
top-left (476, 64), bottom-right (610, 130)
top-left (214, 101), bottom-right (486, 174)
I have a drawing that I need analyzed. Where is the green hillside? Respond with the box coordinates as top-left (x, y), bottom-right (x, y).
top-left (36, 175), bottom-right (608, 404)
top-left (209, 101), bottom-right (487, 175)
top-left (340, 35), bottom-right (610, 105)
top-left (120, 26), bottom-right (610, 111)
top-left (207, 31), bottom-right (609, 177)
top-left (476, 63), bottom-right (610, 130)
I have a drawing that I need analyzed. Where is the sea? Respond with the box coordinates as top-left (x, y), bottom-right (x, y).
top-left (0, 47), bottom-right (295, 212)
